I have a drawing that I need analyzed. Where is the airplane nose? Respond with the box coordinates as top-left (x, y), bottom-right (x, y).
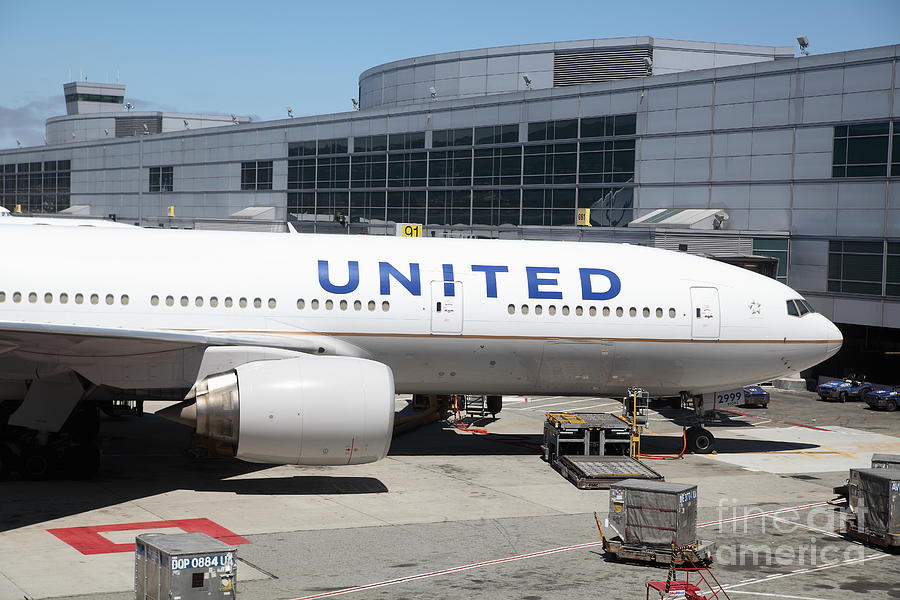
top-left (824, 318), bottom-right (843, 358)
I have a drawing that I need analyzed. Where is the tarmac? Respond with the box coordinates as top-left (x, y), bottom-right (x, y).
top-left (1, 389), bottom-right (899, 599)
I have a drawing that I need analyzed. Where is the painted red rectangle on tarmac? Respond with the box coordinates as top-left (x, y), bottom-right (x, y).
top-left (47, 518), bottom-right (249, 555)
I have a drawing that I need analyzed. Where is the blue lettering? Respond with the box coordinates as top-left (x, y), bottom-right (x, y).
top-left (379, 262), bottom-right (421, 296)
top-left (526, 267), bottom-right (562, 299)
top-left (580, 268), bottom-right (621, 301)
top-left (471, 265), bottom-right (509, 298)
top-left (318, 260), bottom-right (360, 294)
top-left (442, 264), bottom-right (455, 297)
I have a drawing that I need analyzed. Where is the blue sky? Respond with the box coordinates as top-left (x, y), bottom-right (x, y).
top-left (1, 0), bottom-right (898, 148)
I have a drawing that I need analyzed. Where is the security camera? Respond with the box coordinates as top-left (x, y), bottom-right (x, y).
top-left (285, 106), bottom-right (293, 118)
top-left (428, 86), bottom-right (437, 99)
top-left (351, 98), bottom-right (359, 110)
top-left (797, 35), bottom-right (810, 56)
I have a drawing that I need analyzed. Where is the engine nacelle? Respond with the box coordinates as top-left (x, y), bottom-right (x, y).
top-left (185, 355), bottom-right (394, 465)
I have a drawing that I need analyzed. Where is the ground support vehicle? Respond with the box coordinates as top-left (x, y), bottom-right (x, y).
top-left (865, 387), bottom-right (900, 412)
top-left (817, 378), bottom-right (873, 402)
top-left (740, 385), bottom-right (770, 407)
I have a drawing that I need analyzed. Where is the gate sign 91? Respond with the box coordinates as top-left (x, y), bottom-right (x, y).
top-left (713, 389), bottom-right (745, 408)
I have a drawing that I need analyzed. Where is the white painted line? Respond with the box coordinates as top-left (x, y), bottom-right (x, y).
top-left (722, 553), bottom-right (890, 591)
top-left (698, 501), bottom-right (828, 528)
top-left (767, 516), bottom-right (843, 539)
top-left (524, 398), bottom-right (605, 409)
top-left (287, 540), bottom-right (605, 600)
top-left (726, 592), bottom-right (829, 600)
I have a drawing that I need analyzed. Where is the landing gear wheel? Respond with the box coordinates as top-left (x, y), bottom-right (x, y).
top-left (22, 448), bottom-right (53, 480)
top-left (486, 395), bottom-right (502, 416)
top-left (686, 426), bottom-right (715, 454)
top-left (65, 442), bottom-right (102, 480)
top-left (839, 392), bottom-right (848, 403)
top-left (886, 399), bottom-right (898, 412)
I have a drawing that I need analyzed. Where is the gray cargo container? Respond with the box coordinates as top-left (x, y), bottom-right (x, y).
top-left (845, 468), bottom-right (900, 548)
top-left (135, 532), bottom-right (237, 600)
top-left (871, 453), bottom-right (900, 469)
top-left (608, 479), bottom-right (698, 547)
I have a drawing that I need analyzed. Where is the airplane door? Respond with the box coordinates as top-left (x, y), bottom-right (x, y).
top-left (690, 287), bottom-right (720, 340)
top-left (430, 280), bottom-right (462, 334)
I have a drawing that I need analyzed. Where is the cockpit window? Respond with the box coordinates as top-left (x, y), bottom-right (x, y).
top-left (786, 300), bottom-right (799, 316)
top-left (786, 299), bottom-right (815, 317)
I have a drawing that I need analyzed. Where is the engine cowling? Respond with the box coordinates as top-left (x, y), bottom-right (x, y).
top-left (164, 355), bottom-right (395, 465)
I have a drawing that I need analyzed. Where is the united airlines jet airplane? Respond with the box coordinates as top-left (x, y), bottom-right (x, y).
top-left (0, 223), bottom-right (841, 478)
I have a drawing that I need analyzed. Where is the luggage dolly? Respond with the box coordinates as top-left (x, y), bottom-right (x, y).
top-left (593, 513), bottom-right (715, 566)
top-left (644, 537), bottom-right (730, 600)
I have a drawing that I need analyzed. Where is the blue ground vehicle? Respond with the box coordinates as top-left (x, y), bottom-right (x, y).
top-left (865, 387), bottom-right (900, 412)
top-left (817, 378), bottom-right (873, 402)
top-left (741, 385), bottom-right (770, 407)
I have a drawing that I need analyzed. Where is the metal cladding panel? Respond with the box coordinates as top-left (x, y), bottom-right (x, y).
top-left (854, 468), bottom-right (900, 535)
top-left (553, 47), bottom-right (651, 86)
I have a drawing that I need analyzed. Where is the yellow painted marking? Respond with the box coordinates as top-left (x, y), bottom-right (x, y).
top-left (819, 445), bottom-right (859, 459)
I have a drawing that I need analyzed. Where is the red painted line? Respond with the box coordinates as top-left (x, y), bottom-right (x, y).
top-left (288, 540), bottom-right (605, 600)
top-left (47, 518), bottom-right (249, 555)
top-left (717, 408), bottom-right (830, 431)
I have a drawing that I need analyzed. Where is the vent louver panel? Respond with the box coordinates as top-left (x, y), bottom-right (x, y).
top-left (654, 232), bottom-right (753, 255)
top-left (115, 116), bottom-right (162, 137)
top-left (553, 47), bottom-right (652, 87)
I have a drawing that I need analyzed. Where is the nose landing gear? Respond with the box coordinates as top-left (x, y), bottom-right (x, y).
top-left (680, 391), bottom-right (717, 454)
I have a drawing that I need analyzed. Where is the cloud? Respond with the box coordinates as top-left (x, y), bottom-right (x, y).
top-left (0, 95), bottom-right (62, 150)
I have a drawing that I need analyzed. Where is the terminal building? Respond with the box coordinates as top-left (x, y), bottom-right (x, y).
top-left (1, 36), bottom-right (898, 380)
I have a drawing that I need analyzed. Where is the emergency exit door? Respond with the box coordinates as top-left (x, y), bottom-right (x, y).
top-left (430, 280), bottom-right (462, 334)
top-left (690, 287), bottom-right (720, 340)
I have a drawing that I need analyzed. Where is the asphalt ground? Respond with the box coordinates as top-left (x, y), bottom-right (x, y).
top-left (1, 389), bottom-right (898, 599)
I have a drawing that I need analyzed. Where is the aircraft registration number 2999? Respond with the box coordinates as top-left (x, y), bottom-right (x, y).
top-left (712, 389), bottom-right (745, 408)
top-left (171, 554), bottom-right (234, 570)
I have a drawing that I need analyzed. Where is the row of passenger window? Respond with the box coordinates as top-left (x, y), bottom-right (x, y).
top-left (150, 295), bottom-right (276, 309)
top-left (0, 291), bottom-right (129, 305)
top-left (297, 298), bottom-right (391, 312)
top-left (509, 304), bottom-right (677, 319)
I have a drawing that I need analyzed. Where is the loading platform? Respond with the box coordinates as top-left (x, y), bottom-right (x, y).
top-left (542, 412), bottom-right (663, 489)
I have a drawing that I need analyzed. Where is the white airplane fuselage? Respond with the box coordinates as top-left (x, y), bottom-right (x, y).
top-left (0, 225), bottom-right (841, 398)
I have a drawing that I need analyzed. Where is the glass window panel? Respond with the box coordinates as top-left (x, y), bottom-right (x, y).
top-left (452, 128), bottom-right (472, 146)
top-left (842, 281), bottom-right (882, 294)
top-left (848, 122), bottom-right (889, 136)
top-left (554, 119), bottom-right (578, 140)
top-left (528, 122), bottom-right (548, 141)
top-left (846, 137), bottom-right (889, 165)
top-left (581, 117), bottom-right (606, 138)
top-left (846, 164), bottom-right (886, 177)
top-left (841, 254), bottom-right (882, 282)
top-left (843, 241), bottom-right (882, 253)
top-left (613, 114), bottom-right (637, 136)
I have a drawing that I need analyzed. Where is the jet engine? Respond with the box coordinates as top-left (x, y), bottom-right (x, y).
top-left (159, 355), bottom-right (395, 465)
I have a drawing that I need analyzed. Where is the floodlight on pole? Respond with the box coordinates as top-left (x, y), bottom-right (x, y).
top-left (797, 35), bottom-right (810, 56)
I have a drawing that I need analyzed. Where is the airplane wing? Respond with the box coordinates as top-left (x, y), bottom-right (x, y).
top-left (0, 321), bottom-right (371, 360)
